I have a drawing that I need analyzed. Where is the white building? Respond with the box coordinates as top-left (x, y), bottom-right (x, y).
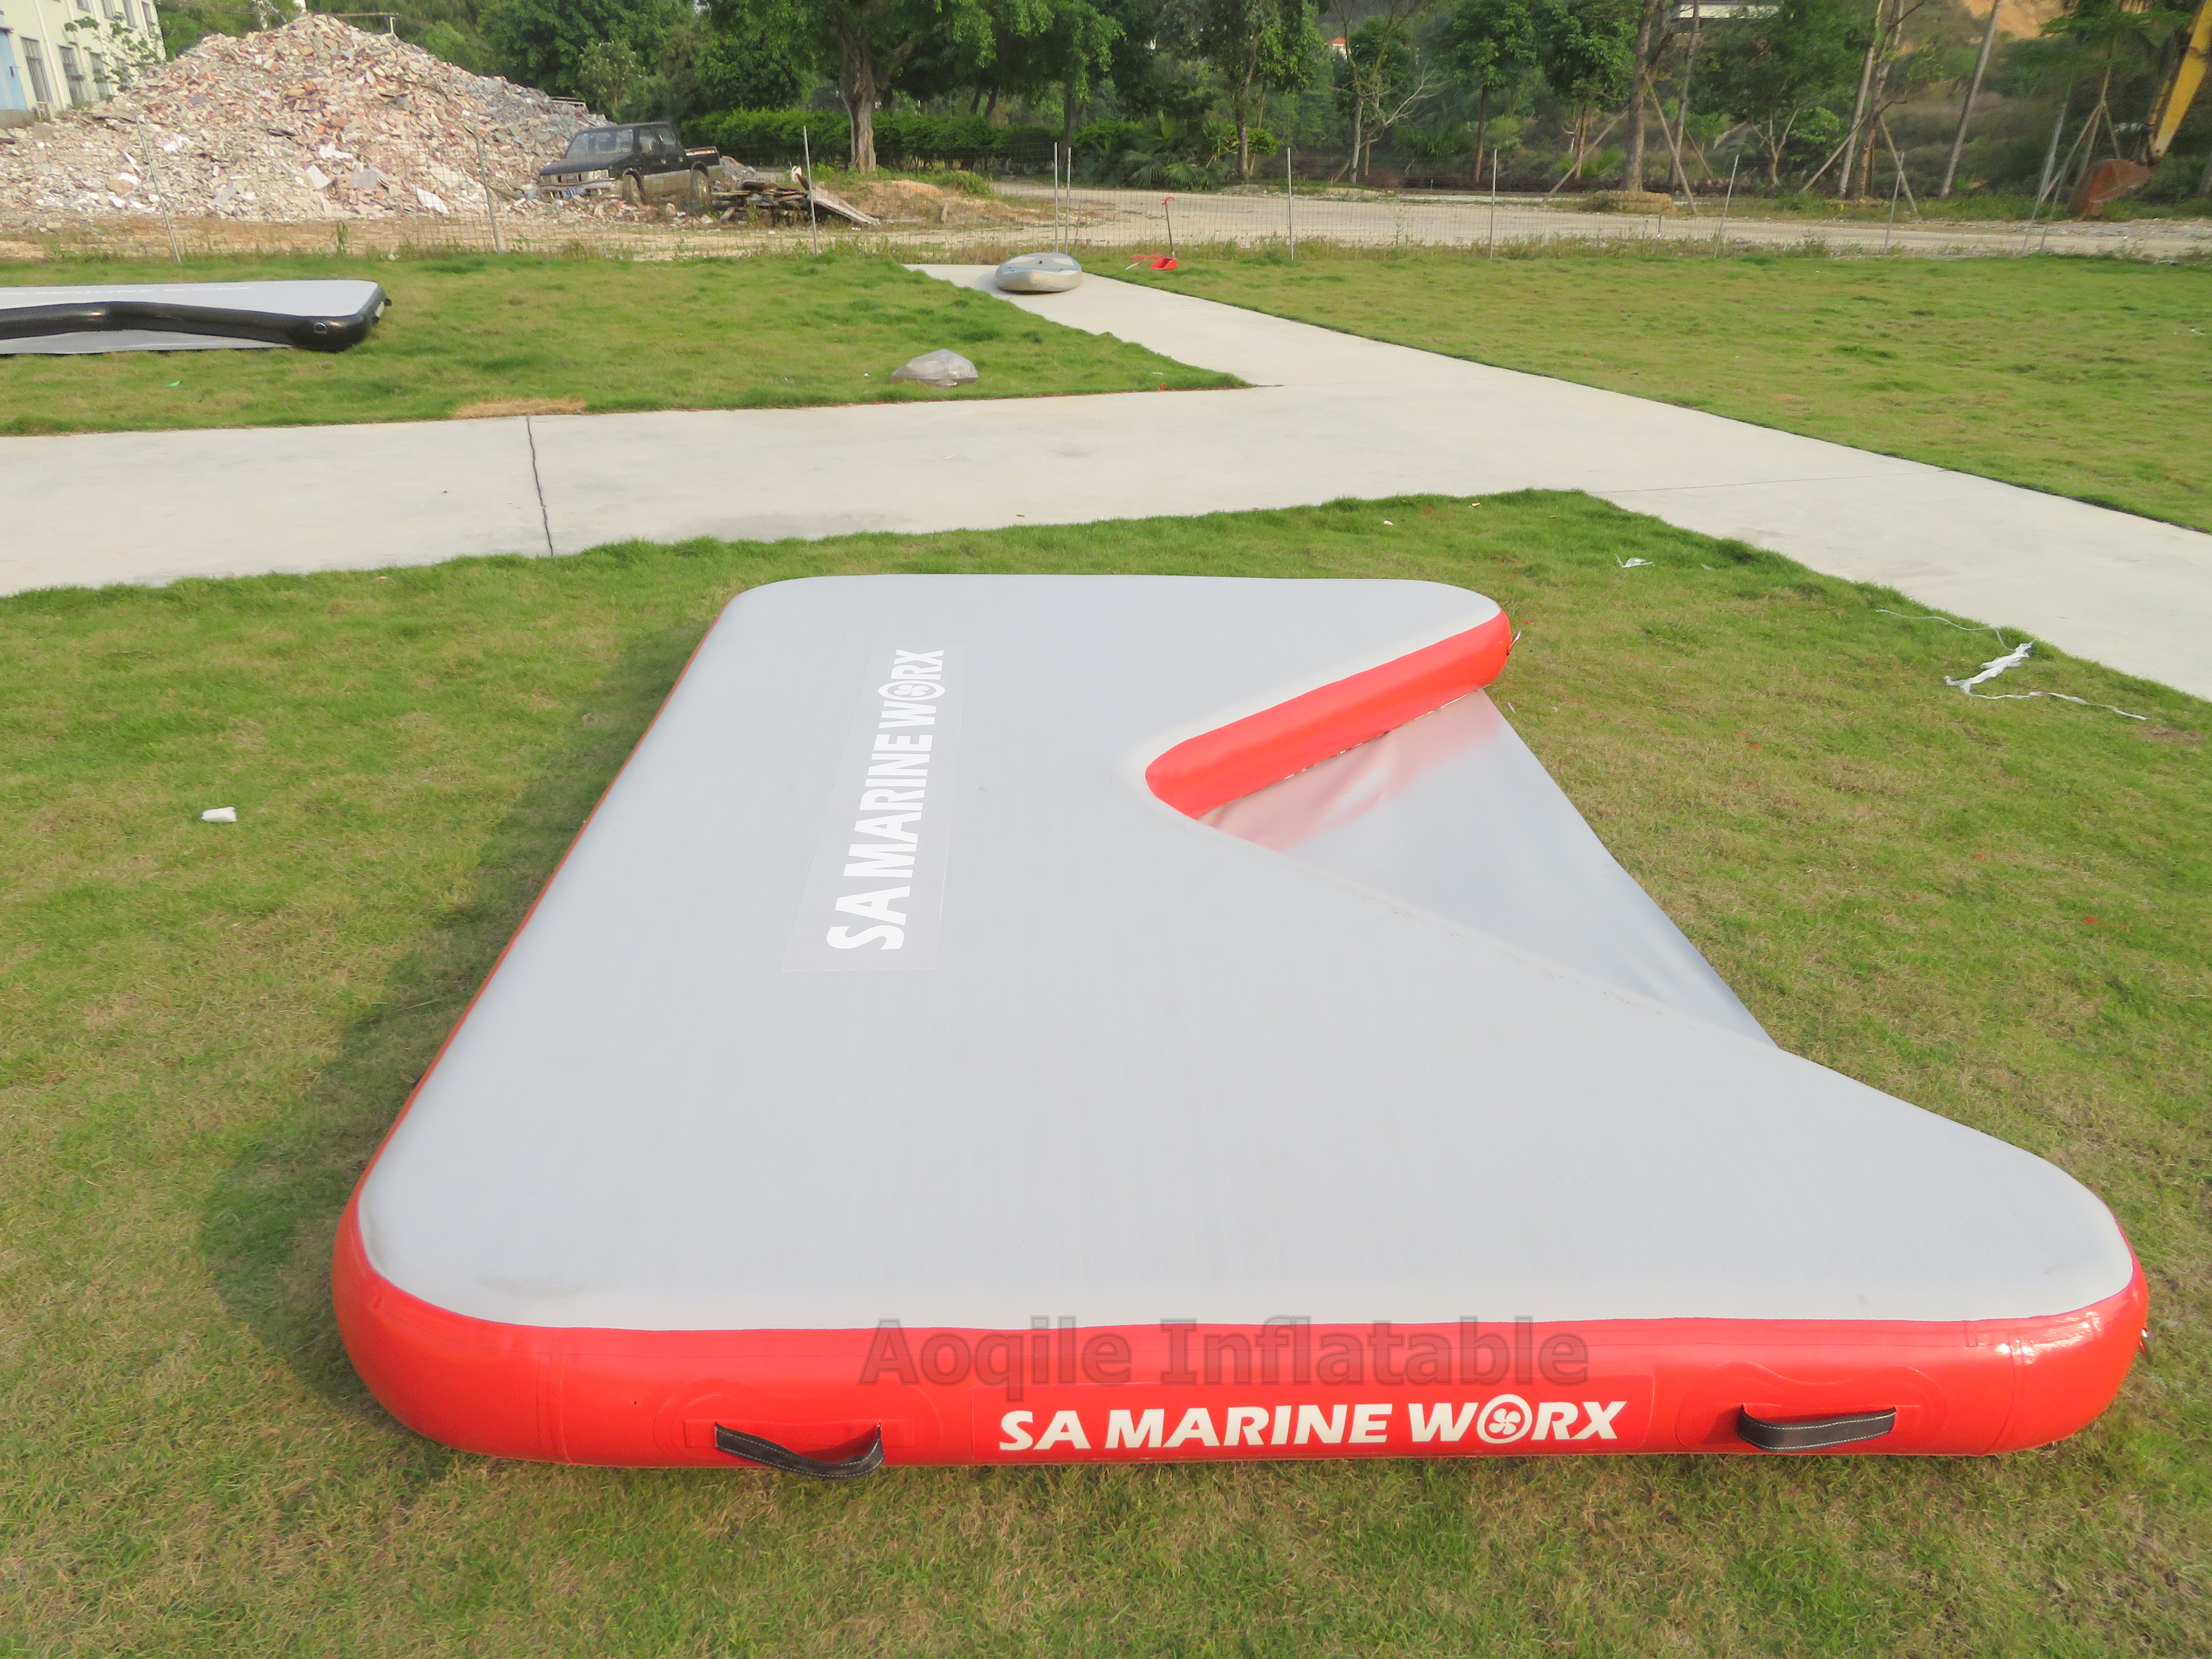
top-left (0, 0), bottom-right (166, 121)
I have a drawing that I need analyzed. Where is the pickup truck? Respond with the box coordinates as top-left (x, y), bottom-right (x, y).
top-left (536, 122), bottom-right (732, 209)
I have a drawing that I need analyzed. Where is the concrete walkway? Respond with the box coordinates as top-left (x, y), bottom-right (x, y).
top-left (3, 266), bottom-right (2208, 701)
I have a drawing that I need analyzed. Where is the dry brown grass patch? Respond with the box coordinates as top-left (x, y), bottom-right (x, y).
top-left (449, 396), bottom-right (586, 419)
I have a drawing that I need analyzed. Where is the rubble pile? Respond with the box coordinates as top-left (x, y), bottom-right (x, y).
top-left (0, 15), bottom-right (597, 224)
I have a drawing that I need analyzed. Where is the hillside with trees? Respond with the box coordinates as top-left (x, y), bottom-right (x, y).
top-left (152, 0), bottom-right (2212, 207)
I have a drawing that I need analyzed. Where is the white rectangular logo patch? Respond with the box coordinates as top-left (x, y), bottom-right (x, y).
top-left (784, 643), bottom-right (964, 972)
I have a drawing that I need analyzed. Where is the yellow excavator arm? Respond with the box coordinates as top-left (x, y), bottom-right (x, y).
top-left (2145, 0), bottom-right (2212, 162)
top-left (2073, 0), bottom-right (2212, 214)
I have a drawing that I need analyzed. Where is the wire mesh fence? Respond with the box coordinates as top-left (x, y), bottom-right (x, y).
top-left (6, 142), bottom-right (2188, 265)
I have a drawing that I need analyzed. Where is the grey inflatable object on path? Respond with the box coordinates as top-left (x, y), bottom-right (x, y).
top-left (889, 348), bottom-right (980, 388)
top-left (356, 575), bottom-right (2133, 1338)
top-left (995, 250), bottom-right (1084, 293)
top-left (0, 279), bottom-right (387, 355)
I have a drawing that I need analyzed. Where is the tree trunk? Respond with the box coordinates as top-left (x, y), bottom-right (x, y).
top-left (1063, 81), bottom-right (1077, 155)
top-left (1857, 8), bottom-right (1893, 199)
top-left (1625, 4), bottom-right (1655, 189)
top-left (1351, 97), bottom-right (1363, 183)
top-left (1674, 12), bottom-right (1704, 195)
top-left (838, 32), bottom-right (879, 173)
top-left (1837, 5), bottom-right (1880, 196)
top-left (1939, 0), bottom-right (2001, 198)
top-left (1474, 86), bottom-right (1490, 170)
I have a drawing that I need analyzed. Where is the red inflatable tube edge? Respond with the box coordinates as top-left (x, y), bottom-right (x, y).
top-left (335, 1207), bottom-right (2145, 1467)
top-left (1146, 610), bottom-right (1514, 818)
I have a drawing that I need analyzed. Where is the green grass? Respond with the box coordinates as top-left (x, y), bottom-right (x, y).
top-left (1118, 247), bottom-right (2212, 533)
top-left (3, 495), bottom-right (2206, 1656)
top-left (0, 253), bottom-right (1233, 435)
top-left (1704, 189), bottom-right (2212, 223)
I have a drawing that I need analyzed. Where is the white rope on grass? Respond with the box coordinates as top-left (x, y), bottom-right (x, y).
top-left (1876, 608), bottom-right (2008, 647)
top-left (1877, 609), bottom-right (2145, 721)
top-left (1942, 640), bottom-right (2148, 721)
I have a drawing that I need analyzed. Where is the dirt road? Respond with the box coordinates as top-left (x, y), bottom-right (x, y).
top-left (1006, 182), bottom-right (2212, 262)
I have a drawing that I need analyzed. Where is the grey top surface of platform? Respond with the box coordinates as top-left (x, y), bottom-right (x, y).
top-left (1205, 692), bottom-right (1771, 1044)
top-left (358, 575), bottom-right (2133, 1333)
top-left (0, 330), bottom-right (287, 355)
top-left (0, 279), bottom-right (385, 315)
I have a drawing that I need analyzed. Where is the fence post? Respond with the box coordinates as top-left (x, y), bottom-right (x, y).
top-left (1715, 153), bottom-right (1739, 257)
top-left (1487, 149), bottom-right (1499, 257)
top-left (472, 130), bottom-right (504, 254)
top-left (1164, 195), bottom-right (1176, 259)
top-left (142, 139), bottom-right (184, 264)
top-left (1286, 145), bottom-right (1295, 258)
top-left (802, 126), bottom-right (821, 256)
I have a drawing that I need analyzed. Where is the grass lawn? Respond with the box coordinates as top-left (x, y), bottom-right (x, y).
top-left (3, 496), bottom-right (2205, 1655)
top-left (0, 253), bottom-right (1232, 436)
top-left (1118, 247), bottom-right (2212, 533)
top-left (1667, 190), bottom-right (2212, 223)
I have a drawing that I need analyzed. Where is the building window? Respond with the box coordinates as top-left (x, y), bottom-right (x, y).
top-left (22, 38), bottom-right (53, 107)
top-left (58, 43), bottom-right (87, 105)
top-left (90, 52), bottom-right (111, 99)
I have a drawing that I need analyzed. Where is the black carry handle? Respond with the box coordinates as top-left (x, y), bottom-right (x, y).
top-left (1736, 1407), bottom-right (1897, 1452)
top-left (713, 1423), bottom-right (886, 1479)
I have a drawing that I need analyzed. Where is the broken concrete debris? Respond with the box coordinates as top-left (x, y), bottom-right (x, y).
top-left (0, 15), bottom-right (599, 225)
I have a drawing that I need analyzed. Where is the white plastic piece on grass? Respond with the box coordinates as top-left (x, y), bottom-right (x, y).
top-left (201, 806), bottom-right (238, 823)
top-left (1942, 640), bottom-right (2148, 721)
top-left (1946, 640), bottom-right (2034, 692)
top-left (890, 349), bottom-right (979, 389)
top-left (1615, 557), bottom-right (1652, 569)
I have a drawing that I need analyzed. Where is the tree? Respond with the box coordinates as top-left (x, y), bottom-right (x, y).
top-left (2043, 0), bottom-right (2192, 152)
top-left (1037, 0), bottom-right (1123, 149)
top-left (695, 16), bottom-right (815, 109)
top-left (1696, 0), bottom-right (1861, 185)
top-left (1335, 6), bottom-right (1439, 180)
top-left (1535, 0), bottom-right (1638, 180)
top-left (484, 0), bottom-right (681, 100)
top-left (578, 38), bottom-right (646, 114)
top-left (1619, 0), bottom-right (1664, 190)
top-left (1104, 0), bottom-right (1221, 124)
top-left (1430, 0), bottom-right (1541, 166)
top-left (418, 20), bottom-right (492, 73)
top-left (305, 0), bottom-right (496, 73)
top-left (1179, 0), bottom-right (1323, 178)
top-left (714, 0), bottom-right (999, 171)
top-left (924, 0), bottom-right (1121, 147)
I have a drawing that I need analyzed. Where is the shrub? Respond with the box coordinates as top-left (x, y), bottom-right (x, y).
top-left (692, 110), bottom-right (1059, 169)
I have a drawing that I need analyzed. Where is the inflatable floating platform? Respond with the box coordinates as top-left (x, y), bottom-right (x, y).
top-left (995, 251), bottom-right (1083, 293)
top-left (337, 576), bottom-right (2143, 1474)
top-left (0, 279), bottom-right (387, 355)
